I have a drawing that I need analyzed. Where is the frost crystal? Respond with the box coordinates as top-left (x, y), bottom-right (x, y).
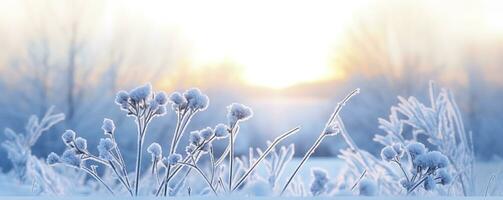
top-left (199, 127), bottom-right (214, 140)
top-left (61, 130), bottom-right (76, 144)
top-left (406, 142), bottom-right (426, 157)
top-left (147, 143), bottom-right (162, 160)
top-left (102, 118), bottom-right (115, 134)
top-left (75, 137), bottom-right (87, 151)
top-left (61, 149), bottom-right (82, 167)
top-left (129, 83), bottom-right (152, 103)
top-left (46, 152), bottom-right (60, 165)
top-left (359, 179), bottom-right (377, 196)
top-left (214, 123), bottom-right (229, 139)
top-left (226, 103), bottom-right (253, 126)
top-left (381, 146), bottom-right (397, 161)
top-left (183, 88), bottom-right (209, 111)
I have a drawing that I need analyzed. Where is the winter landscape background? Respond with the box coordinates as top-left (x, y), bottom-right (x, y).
top-left (1, 0), bottom-right (503, 197)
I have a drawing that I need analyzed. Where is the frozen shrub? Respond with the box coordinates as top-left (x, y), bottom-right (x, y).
top-left (337, 83), bottom-right (473, 196)
top-left (380, 142), bottom-right (451, 194)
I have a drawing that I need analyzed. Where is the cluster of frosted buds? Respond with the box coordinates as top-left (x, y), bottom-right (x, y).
top-left (47, 130), bottom-right (88, 167)
top-left (380, 141), bottom-right (452, 193)
top-left (162, 153), bottom-right (182, 166)
top-left (169, 88), bottom-right (209, 113)
top-left (226, 103), bottom-right (253, 128)
top-left (115, 83), bottom-right (168, 118)
top-left (186, 128), bottom-right (214, 155)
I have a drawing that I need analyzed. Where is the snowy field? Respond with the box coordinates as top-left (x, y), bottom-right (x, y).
top-left (1, 158), bottom-right (502, 197)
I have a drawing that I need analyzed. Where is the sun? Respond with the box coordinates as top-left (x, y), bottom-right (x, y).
top-left (123, 0), bottom-right (369, 88)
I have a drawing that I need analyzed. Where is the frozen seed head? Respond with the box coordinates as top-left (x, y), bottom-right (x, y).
top-left (189, 131), bottom-right (202, 145)
top-left (414, 151), bottom-right (449, 169)
top-left (226, 103), bottom-right (253, 126)
top-left (214, 123), bottom-right (229, 139)
top-left (74, 137), bottom-right (87, 151)
top-left (166, 153), bottom-right (182, 165)
top-left (185, 144), bottom-right (197, 155)
top-left (359, 178), bottom-right (377, 196)
top-left (61, 149), bottom-right (82, 167)
top-left (148, 100), bottom-right (159, 111)
top-left (381, 146), bottom-right (397, 161)
top-left (61, 130), bottom-right (76, 144)
top-left (407, 142), bottom-right (426, 157)
top-left (147, 143), bottom-right (162, 160)
top-left (310, 168), bottom-right (329, 196)
top-left (98, 138), bottom-right (116, 160)
top-left (115, 91), bottom-right (129, 105)
top-left (102, 118), bottom-right (115, 135)
top-left (437, 169), bottom-right (452, 185)
top-left (424, 175), bottom-right (436, 191)
top-left (183, 88), bottom-right (209, 111)
top-left (46, 152), bottom-right (60, 165)
top-left (155, 92), bottom-right (168, 105)
top-left (98, 138), bottom-right (116, 152)
top-left (199, 127), bottom-right (214, 140)
top-left (169, 92), bottom-right (187, 110)
top-left (129, 83), bottom-right (152, 103)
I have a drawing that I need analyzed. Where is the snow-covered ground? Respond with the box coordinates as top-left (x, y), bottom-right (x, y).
top-left (1, 158), bottom-right (502, 197)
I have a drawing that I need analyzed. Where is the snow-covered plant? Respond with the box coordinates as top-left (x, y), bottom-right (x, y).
top-left (280, 88), bottom-right (360, 195)
top-left (1, 107), bottom-right (78, 194)
top-left (48, 83), bottom-right (300, 196)
top-left (380, 142), bottom-right (452, 194)
top-left (337, 82), bottom-right (473, 196)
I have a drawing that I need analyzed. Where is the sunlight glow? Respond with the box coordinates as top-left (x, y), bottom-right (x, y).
top-left (124, 0), bottom-right (369, 88)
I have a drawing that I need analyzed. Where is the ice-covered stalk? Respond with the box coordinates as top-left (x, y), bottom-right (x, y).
top-left (280, 88), bottom-right (359, 195)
